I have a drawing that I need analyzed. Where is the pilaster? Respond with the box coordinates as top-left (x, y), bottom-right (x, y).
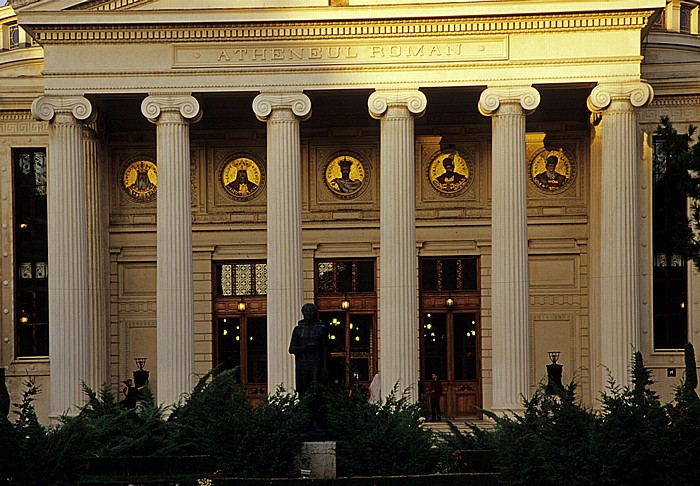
top-left (368, 89), bottom-right (426, 401)
top-left (31, 95), bottom-right (93, 418)
top-left (253, 92), bottom-right (311, 393)
top-left (478, 86), bottom-right (540, 412)
top-left (588, 82), bottom-right (653, 386)
top-left (141, 94), bottom-right (201, 407)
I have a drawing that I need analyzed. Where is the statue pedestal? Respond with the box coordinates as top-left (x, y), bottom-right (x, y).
top-left (294, 441), bottom-right (336, 479)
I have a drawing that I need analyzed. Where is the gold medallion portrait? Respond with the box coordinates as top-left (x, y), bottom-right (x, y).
top-left (324, 154), bottom-right (367, 199)
top-left (529, 148), bottom-right (574, 193)
top-left (428, 151), bottom-right (471, 196)
top-left (121, 159), bottom-right (157, 202)
top-left (221, 156), bottom-right (265, 201)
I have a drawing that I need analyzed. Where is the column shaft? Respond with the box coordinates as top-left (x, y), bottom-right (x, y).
top-left (479, 87), bottom-right (540, 412)
top-left (142, 95), bottom-right (201, 406)
top-left (369, 90), bottom-right (426, 401)
top-left (32, 96), bottom-right (93, 417)
top-left (588, 82), bottom-right (653, 386)
top-left (253, 93), bottom-right (311, 392)
top-left (84, 126), bottom-right (109, 389)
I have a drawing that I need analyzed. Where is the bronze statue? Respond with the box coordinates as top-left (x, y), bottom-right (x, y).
top-left (288, 303), bottom-right (329, 398)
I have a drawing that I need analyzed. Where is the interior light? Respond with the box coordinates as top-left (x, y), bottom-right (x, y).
top-left (426, 323), bottom-right (432, 330)
top-left (235, 336), bottom-right (240, 341)
top-left (19, 223), bottom-right (28, 229)
top-left (19, 316), bottom-right (29, 323)
top-left (341, 297), bottom-right (350, 310)
top-left (237, 301), bottom-right (246, 312)
top-left (223, 329), bottom-right (228, 336)
top-left (355, 336), bottom-right (360, 342)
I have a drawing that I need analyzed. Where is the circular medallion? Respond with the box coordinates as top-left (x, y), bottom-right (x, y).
top-left (529, 148), bottom-right (574, 194)
top-left (428, 151), bottom-right (472, 197)
top-left (324, 154), bottom-right (367, 199)
top-left (121, 159), bottom-right (157, 202)
top-left (221, 155), bottom-right (265, 201)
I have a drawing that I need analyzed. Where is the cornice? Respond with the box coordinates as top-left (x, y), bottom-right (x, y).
top-left (26, 11), bottom-right (657, 45)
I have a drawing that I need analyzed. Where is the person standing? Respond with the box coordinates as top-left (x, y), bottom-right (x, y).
top-left (429, 373), bottom-right (443, 421)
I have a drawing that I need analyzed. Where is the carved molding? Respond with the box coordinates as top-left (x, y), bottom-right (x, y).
top-left (31, 96), bottom-right (94, 123)
top-left (586, 82), bottom-right (654, 112)
top-left (478, 85), bottom-right (540, 116)
top-left (252, 92), bottom-right (312, 121)
top-left (141, 94), bottom-right (202, 123)
top-left (367, 89), bottom-right (427, 119)
top-left (31, 12), bottom-right (657, 45)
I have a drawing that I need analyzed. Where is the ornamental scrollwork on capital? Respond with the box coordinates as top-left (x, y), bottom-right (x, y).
top-left (478, 86), bottom-right (540, 117)
top-left (587, 82), bottom-right (654, 113)
top-left (252, 92), bottom-right (312, 122)
top-left (31, 96), bottom-right (94, 123)
top-left (141, 94), bottom-right (202, 124)
top-left (367, 90), bottom-right (427, 119)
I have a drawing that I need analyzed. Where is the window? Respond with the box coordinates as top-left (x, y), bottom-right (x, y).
top-left (680, 5), bottom-right (692, 33)
top-left (213, 261), bottom-right (268, 394)
top-left (652, 138), bottom-right (688, 350)
top-left (316, 259), bottom-right (375, 293)
top-left (315, 258), bottom-right (377, 385)
top-left (9, 23), bottom-right (20, 50)
top-left (216, 262), bottom-right (267, 296)
top-left (14, 149), bottom-right (48, 357)
top-left (420, 257), bottom-right (478, 292)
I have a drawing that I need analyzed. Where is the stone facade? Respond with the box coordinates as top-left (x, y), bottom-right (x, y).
top-left (0, 0), bottom-right (698, 422)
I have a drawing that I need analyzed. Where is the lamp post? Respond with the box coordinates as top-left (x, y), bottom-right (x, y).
top-left (546, 351), bottom-right (563, 394)
top-left (133, 357), bottom-right (150, 390)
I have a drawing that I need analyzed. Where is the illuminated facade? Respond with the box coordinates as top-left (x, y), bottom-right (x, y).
top-left (1, 0), bottom-right (699, 422)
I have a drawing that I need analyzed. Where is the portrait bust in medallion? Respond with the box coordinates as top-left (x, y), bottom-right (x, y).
top-left (121, 159), bottom-right (157, 202)
top-left (324, 154), bottom-right (367, 199)
top-left (529, 148), bottom-right (574, 194)
top-left (428, 151), bottom-right (471, 196)
top-left (221, 155), bottom-right (265, 201)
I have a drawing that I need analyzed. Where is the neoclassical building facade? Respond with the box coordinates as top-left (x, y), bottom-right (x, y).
top-left (1, 0), bottom-right (699, 422)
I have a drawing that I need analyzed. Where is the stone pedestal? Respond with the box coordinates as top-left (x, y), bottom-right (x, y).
top-left (294, 441), bottom-right (336, 479)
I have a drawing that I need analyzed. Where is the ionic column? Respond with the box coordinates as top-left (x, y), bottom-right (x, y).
top-left (252, 92), bottom-right (311, 392)
top-left (478, 86), bottom-right (540, 412)
top-left (141, 94), bottom-right (201, 407)
top-left (368, 89), bottom-right (427, 401)
top-left (83, 123), bottom-right (110, 390)
top-left (31, 95), bottom-right (94, 417)
top-left (587, 82), bottom-right (653, 386)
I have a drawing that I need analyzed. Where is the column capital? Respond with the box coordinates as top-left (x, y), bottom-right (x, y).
top-left (141, 94), bottom-right (202, 124)
top-left (252, 92), bottom-right (312, 122)
top-left (478, 86), bottom-right (540, 116)
top-left (31, 96), bottom-right (94, 123)
top-left (587, 82), bottom-right (654, 113)
top-left (368, 89), bottom-right (427, 119)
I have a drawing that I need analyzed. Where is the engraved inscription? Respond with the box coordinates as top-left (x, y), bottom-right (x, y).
top-left (174, 37), bottom-right (508, 68)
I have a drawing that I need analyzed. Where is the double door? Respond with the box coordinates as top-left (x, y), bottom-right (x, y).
top-left (421, 306), bottom-right (481, 418)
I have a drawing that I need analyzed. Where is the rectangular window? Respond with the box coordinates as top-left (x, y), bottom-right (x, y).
top-left (420, 257), bottom-right (478, 292)
top-left (14, 149), bottom-right (49, 357)
top-left (216, 262), bottom-right (267, 297)
top-left (652, 137), bottom-right (688, 351)
top-left (9, 23), bottom-right (20, 50)
top-left (315, 259), bottom-right (375, 294)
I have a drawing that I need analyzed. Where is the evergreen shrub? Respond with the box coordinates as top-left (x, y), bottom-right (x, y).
top-left (323, 383), bottom-right (439, 477)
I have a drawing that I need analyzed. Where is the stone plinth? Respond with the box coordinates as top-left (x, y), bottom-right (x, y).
top-left (294, 441), bottom-right (336, 479)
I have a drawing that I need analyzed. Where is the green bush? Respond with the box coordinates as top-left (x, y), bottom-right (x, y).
top-left (168, 368), bottom-right (309, 478)
top-left (323, 382), bottom-right (439, 477)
